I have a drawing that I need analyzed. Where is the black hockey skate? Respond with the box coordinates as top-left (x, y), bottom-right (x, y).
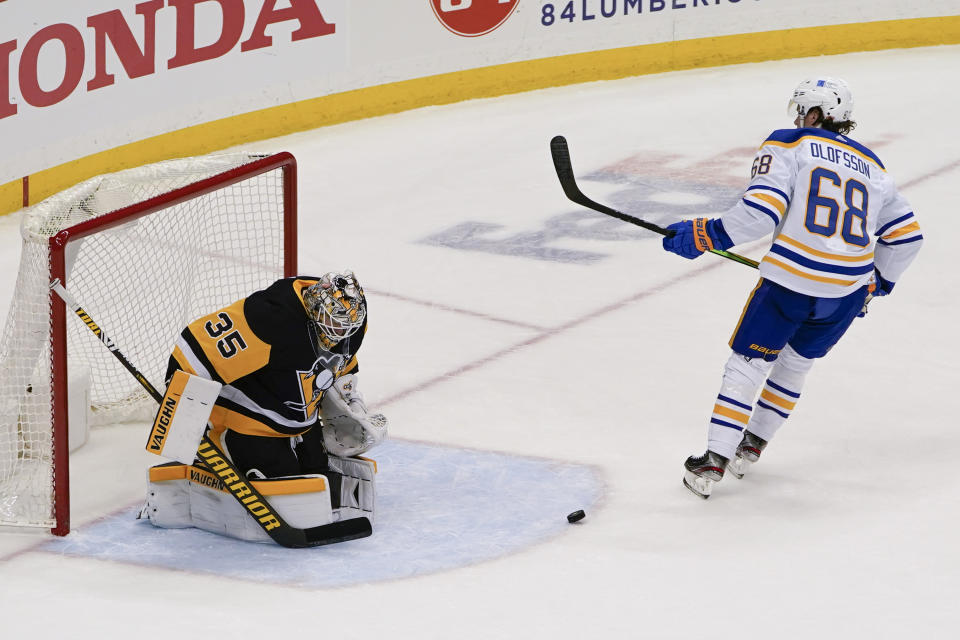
top-left (728, 431), bottom-right (768, 480)
top-left (682, 451), bottom-right (729, 499)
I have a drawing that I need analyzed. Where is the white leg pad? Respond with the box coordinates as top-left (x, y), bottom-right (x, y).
top-left (141, 466), bottom-right (192, 528)
top-left (327, 456), bottom-right (377, 524)
top-left (143, 463), bottom-right (334, 544)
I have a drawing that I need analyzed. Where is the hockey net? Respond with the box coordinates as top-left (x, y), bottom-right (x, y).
top-left (0, 152), bottom-right (296, 534)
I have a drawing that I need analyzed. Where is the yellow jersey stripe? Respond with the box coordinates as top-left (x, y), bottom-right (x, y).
top-left (777, 234), bottom-right (874, 263)
top-left (883, 221), bottom-right (921, 240)
top-left (750, 192), bottom-right (787, 215)
top-left (209, 405), bottom-right (311, 438)
top-left (341, 356), bottom-right (359, 374)
top-left (762, 256), bottom-right (860, 286)
top-left (171, 345), bottom-right (198, 376)
top-left (763, 136), bottom-right (886, 172)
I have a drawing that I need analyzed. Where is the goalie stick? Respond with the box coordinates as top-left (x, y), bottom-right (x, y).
top-left (549, 135), bottom-right (760, 269)
top-left (50, 279), bottom-right (372, 548)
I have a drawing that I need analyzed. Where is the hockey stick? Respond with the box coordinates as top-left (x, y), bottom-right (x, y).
top-left (50, 279), bottom-right (372, 548)
top-left (550, 135), bottom-right (760, 269)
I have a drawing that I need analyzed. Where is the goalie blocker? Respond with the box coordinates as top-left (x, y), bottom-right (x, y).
top-left (142, 453), bottom-right (377, 544)
top-left (145, 370), bottom-right (221, 464)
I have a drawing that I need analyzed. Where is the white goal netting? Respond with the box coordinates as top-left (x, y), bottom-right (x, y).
top-left (0, 153), bottom-right (292, 530)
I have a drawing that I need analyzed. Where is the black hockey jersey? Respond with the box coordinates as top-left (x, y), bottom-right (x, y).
top-left (166, 277), bottom-right (365, 438)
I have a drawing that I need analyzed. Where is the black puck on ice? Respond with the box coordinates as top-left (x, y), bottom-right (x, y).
top-left (567, 509), bottom-right (585, 523)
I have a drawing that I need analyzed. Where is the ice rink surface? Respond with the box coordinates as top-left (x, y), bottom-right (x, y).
top-left (1, 46), bottom-right (958, 638)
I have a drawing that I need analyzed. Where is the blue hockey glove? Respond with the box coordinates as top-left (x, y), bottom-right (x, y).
top-left (871, 268), bottom-right (895, 297)
top-left (662, 218), bottom-right (734, 260)
top-left (859, 269), bottom-right (896, 318)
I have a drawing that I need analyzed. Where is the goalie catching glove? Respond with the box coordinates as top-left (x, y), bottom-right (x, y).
top-left (320, 373), bottom-right (387, 457)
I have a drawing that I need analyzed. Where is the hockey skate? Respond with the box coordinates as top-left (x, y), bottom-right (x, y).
top-left (682, 451), bottom-right (729, 499)
top-left (728, 431), bottom-right (768, 480)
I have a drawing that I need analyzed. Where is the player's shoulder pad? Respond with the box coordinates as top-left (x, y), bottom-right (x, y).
top-left (756, 129), bottom-right (804, 155)
top-left (244, 277), bottom-right (314, 338)
top-left (762, 128), bottom-right (885, 169)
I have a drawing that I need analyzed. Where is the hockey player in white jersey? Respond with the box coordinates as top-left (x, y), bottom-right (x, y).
top-left (661, 77), bottom-right (923, 498)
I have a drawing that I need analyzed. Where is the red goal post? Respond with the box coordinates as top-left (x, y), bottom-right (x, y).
top-left (0, 152), bottom-right (297, 536)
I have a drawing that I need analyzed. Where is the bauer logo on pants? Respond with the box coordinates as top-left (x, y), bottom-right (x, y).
top-left (430, 0), bottom-right (519, 37)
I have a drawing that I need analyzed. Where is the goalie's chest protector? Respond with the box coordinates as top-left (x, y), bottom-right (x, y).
top-left (173, 278), bottom-right (363, 437)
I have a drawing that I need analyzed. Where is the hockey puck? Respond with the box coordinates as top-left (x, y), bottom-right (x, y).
top-left (566, 509), bottom-right (585, 523)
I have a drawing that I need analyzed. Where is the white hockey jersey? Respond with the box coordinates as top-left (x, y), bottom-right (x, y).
top-left (719, 128), bottom-right (923, 297)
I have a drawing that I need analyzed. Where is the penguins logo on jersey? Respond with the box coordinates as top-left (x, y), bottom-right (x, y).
top-left (286, 352), bottom-right (344, 419)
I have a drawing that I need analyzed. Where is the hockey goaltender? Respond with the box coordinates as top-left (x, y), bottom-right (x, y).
top-left (139, 270), bottom-right (387, 545)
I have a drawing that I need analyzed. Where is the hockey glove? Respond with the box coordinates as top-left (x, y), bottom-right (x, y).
top-left (662, 218), bottom-right (734, 260)
top-left (872, 268), bottom-right (895, 297)
top-left (320, 374), bottom-right (388, 457)
top-left (859, 269), bottom-right (895, 318)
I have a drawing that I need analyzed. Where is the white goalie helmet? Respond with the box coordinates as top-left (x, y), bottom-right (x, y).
top-left (788, 77), bottom-right (854, 123)
top-left (303, 270), bottom-right (366, 344)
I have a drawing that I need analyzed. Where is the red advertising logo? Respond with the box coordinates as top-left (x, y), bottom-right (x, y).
top-left (430, 0), bottom-right (519, 37)
top-left (1, 0), bottom-right (337, 120)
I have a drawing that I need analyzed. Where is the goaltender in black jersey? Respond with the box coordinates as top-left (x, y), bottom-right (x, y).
top-left (166, 271), bottom-right (385, 476)
top-left (142, 271), bottom-right (387, 543)
top-left (169, 275), bottom-right (364, 440)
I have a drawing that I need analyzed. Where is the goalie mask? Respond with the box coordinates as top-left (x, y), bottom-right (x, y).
top-left (788, 77), bottom-right (854, 123)
top-left (303, 271), bottom-right (366, 346)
